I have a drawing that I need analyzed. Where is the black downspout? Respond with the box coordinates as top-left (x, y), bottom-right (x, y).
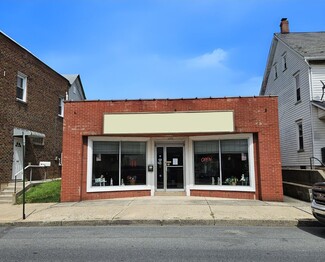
top-left (22, 132), bottom-right (26, 220)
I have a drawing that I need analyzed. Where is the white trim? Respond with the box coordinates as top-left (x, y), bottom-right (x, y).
top-left (273, 63), bottom-right (278, 80)
top-left (87, 136), bottom-right (150, 193)
top-left (13, 127), bottom-right (45, 138)
top-left (188, 185), bottom-right (255, 192)
top-left (58, 97), bottom-right (64, 117)
top-left (296, 120), bottom-right (304, 151)
top-left (281, 52), bottom-right (287, 71)
top-left (153, 142), bottom-right (186, 193)
top-left (16, 72), bottom-right (27, 102)
top-left (188, 133), bottom-right (256, 193)
top-left (86, 134), bottom-right (256, 194)
top-left (294, 71), bottom-right (301, 102)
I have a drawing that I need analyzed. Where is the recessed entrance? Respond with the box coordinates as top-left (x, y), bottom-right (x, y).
top-left (156, 145), bottom-right (184, 191)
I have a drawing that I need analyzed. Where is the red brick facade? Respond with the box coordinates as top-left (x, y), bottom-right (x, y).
top-left (61, 96), bottom-right (283, 202)
top-left (0, 32), bottom-right (70, 183)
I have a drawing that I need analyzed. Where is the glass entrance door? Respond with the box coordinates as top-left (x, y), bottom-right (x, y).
top-left (156, 146), bottom-right (184, 191)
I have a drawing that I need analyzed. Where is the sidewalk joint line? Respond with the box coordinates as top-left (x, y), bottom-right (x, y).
top-left (23, 203), bottom-right (57, 219)
top-left (293, 206), bottom-right (313, 215)
top-left (111, 198), bottom-right (135, 222)
top-left (204, 197), bottom-right (216, 225)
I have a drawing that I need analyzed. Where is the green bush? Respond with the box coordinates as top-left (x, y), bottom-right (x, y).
top-left (16, 180), bottom-right (61, 204)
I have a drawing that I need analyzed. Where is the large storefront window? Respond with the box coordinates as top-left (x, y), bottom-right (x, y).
top-left (194, 139), bottom-right (249, 186)
top-left (92, 141), bottom-right (146, 186)
top-left (194, 141), bottom-right (220, 185)
top-left (121, 142), bottom-right (146, 186)
top-left (221, 140), bottom-right (249, 186)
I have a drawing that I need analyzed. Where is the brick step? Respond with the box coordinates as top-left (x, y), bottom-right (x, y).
top-left (0, 200), bottom-right (12, 204)
top-left (0, 181), bottom-right (31, 204)
top-left (0, 194), bottom-right (13, 199)
top-left (0, 194), bottom-right (15, 204)
top-left (1, 187), bottom-right (23, 193)
top-left (0, 191), bottom-right (14, 196)
top-left (2, 183), bottom-right (29, 190)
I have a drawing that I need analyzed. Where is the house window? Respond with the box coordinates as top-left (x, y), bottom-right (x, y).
top-left (282, 53), bottom-right (287, 71)
top-left (31, 137), bottom-right (45, 146)
top-left (273, 64), bottom-right (278, 80)
top-left (194, 139), bottom-right (249, 186)
top-left (58, 97), bottom-right (64, 117)
top-left (92, 141), bottom-right (146, 186)
top-left (295, 73), bottom-right (301, 102)
top-left (297, 121), bottom-right (304, 151)
top-left (16, 73), bottom-right (27, 102)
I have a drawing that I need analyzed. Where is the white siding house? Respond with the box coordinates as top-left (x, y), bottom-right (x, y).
top-left (64, 74), bottom-right (86, 102)
top-left (260, 19), bottom-right (325, 169)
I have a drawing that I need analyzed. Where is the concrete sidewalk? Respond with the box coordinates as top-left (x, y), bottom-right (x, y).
top-left (0, 196), bottom-right (320, 227)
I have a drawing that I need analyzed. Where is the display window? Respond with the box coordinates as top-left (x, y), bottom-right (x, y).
top-left (92, 141), bottom-right (146, 187)
top-left (194, 139), bottom-right (249, 186)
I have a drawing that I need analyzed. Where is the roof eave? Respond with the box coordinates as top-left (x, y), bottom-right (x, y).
top-left (76, 74), bottom-right (87, 100)
top-left (0, 31), bottom-right (70, 88)
top-left (260, 35), bottom-right (278, 95)
top-left (306, 57), bottom-right (325, 61)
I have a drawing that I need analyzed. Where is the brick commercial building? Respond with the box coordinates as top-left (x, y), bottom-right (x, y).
top-left (61, 96), bottom-right (283, 202)
top-left (0, 31), bottom-right (71, 186)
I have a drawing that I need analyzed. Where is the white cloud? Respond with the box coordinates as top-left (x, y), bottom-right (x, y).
top-left (185, 48), bottom-right (227, 68)
top-left (85, 49), bottom-right (261, 100)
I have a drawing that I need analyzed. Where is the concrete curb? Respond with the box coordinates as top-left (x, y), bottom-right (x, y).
top-left (0, 218), bottom-right (321, 227)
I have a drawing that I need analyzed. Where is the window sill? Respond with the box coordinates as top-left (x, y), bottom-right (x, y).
top-left (87, 185), bottom-right (151, 193)
top-left (16, 98), bottom-right (27, 104)
top-left (189, 185), bottom-right (255, 192)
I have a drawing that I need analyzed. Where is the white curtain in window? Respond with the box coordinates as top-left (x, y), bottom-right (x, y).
top-left (93, 141), bottom-right (119, 154)
top-left (194, 141), bottom-right (219, 154)
top-left (121, 142), bottom-right (146, 154)
top-left (221, 140), bottom-right (248, 153)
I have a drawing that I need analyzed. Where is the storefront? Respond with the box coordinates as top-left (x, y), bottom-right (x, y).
top-left (61, 97), bottom-right (283, 202)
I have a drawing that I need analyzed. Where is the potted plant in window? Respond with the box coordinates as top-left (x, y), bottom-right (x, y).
top-left (127, 175), bottom-right (137, 185)
top-left (225, 176), bottom-right (238, 186)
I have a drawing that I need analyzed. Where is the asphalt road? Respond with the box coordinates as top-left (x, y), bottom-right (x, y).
top-left (0, 226), bottom-right (324, 261)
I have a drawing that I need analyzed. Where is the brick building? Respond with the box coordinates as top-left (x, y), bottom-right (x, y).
top-left (0, 31), bottom-right (70, 186)
top-left (61, 96), bottom-right (283, 202)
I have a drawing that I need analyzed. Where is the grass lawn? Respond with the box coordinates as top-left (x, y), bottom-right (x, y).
top-left (16, 180), bottom-right (61, 204)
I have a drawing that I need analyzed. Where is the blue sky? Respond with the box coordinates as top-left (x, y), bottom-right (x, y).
top-left (2, 0), bottom-right (325, 100)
